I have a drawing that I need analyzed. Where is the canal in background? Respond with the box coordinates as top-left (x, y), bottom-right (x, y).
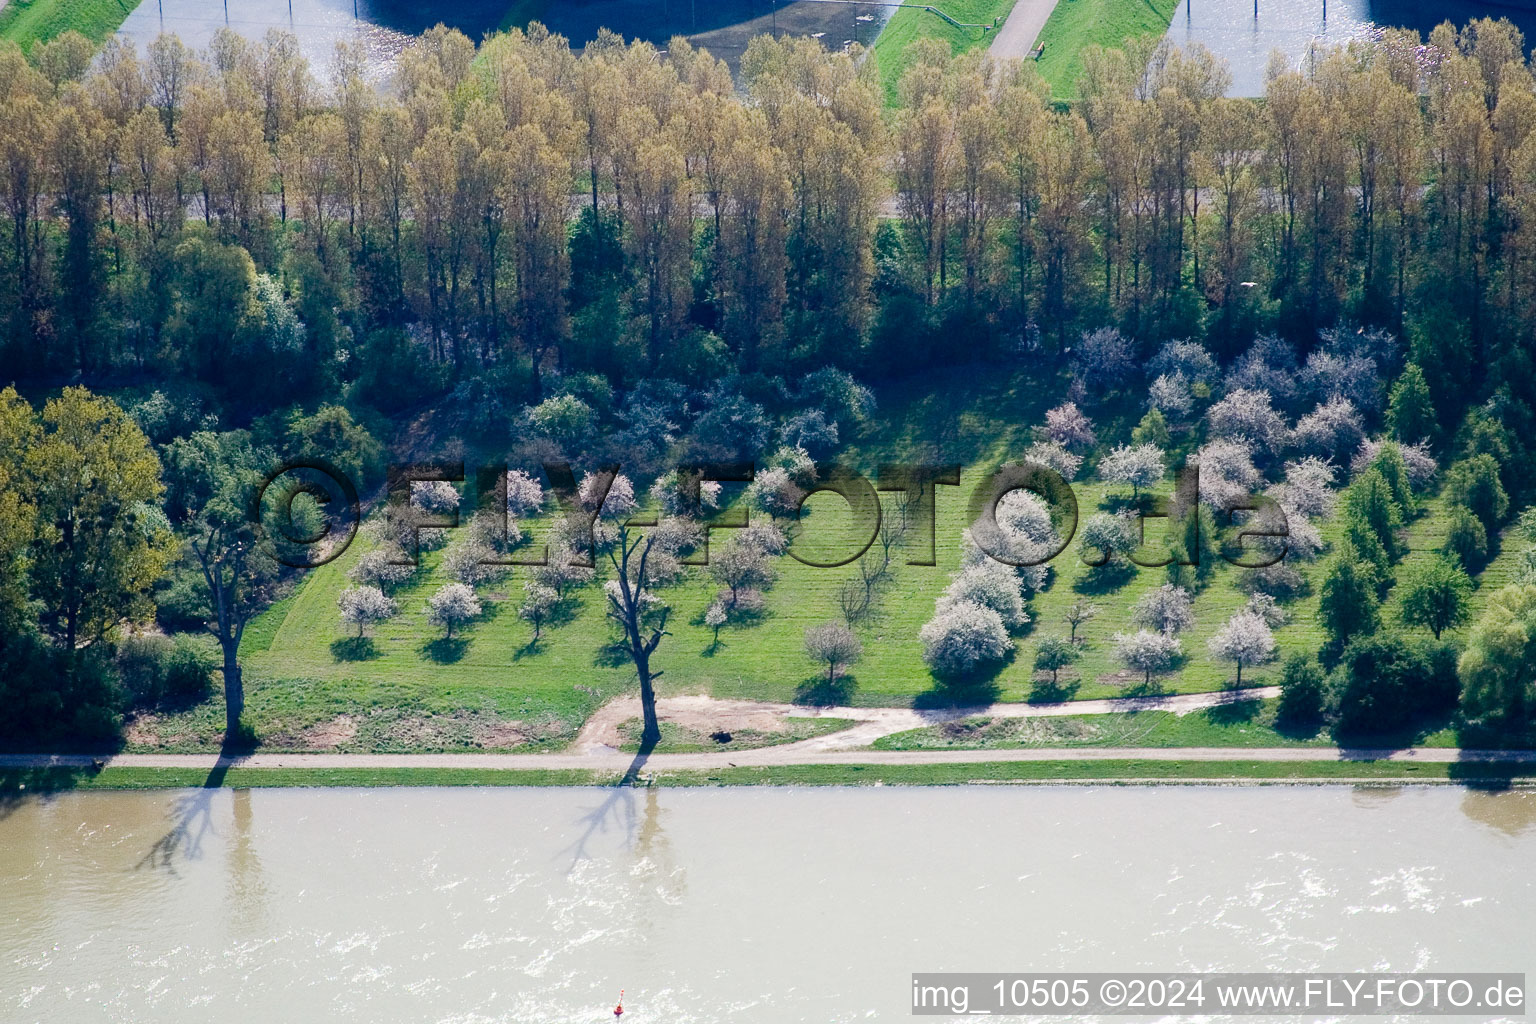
top-left (114, 0), bottom-right (891, 83)
top-left (1167, 0), bottom-right (1536, 96)
top-left (3, 785), bottom-right (1534, 1022)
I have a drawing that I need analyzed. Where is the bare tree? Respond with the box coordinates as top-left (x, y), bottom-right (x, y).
top-left (604, 526), bottom-right (671, 748)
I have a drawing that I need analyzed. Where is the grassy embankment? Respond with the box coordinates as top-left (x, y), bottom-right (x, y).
top-left (119, 362), bottom-right (1530, 758)
top-left (872, 0), bottom-right (1019, 105)
top-left (0, 0), bottom-right (138, 48)
top-left (7, 759), bottom-right (1536, 792)
top-left (1032, 0), bottom-right (1179, 101)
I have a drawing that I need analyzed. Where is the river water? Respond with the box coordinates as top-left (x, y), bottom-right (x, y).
top-left (114, 0), bottom-right (890, 83)
top-left (3, 786), bottom-right (1534, 1022)
top-left (1167, 0), bottom-right (1536, 97)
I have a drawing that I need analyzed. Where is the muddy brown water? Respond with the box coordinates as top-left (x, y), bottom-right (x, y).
top-left (3, 785), bottom-right (1534, 1022)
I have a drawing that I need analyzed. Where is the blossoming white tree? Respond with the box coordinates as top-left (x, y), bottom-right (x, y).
top-left (1206, 387), bottom-right (1287, 454)
top-left (1207, 610), bottom-right (1277, 686)
top-left (1113, 629), bottom-right (1182, 687)
top-left (505, 469), bottom-right (546, 517)
top-left (1044, 401), bottom-right (1097, 452)
top-left (944, 560), bottom-right (1031, 629)
top-left (920, 599), bottom-right (1014, 674)
top-left (337, 585), bottom-right (397, 637)
top-left (1098, 443), bottom-right (1165, 498)
top-left (1130, 583), bottom-right (1195, 634)
top-left (428, 582), bottom-right (481, 638)
top-left (804, 622), bottom-right (863, 684)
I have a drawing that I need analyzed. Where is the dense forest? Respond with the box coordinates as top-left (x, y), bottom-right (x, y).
top-left (4, 16), bottom-right (1536, 751)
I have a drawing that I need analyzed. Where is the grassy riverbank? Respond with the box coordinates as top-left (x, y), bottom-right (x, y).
top-left (873, 0), bottom-right (1018, 104)
top-left (1033, 0), bottom-right (1178, 100)
top-left (0, 0), bottom-right (137, 48)
top-left (10, 759), bottom-right (1536, 792)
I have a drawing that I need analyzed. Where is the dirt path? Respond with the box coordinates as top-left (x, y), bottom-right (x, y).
top-left (988, 0), bottom-right (1060, 59)
top-left (13, 688), bottom-right (1533, 775)
top-left (570, 687), bottom-right (1282, 753)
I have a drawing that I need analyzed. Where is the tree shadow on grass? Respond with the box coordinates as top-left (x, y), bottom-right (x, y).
top-left (1120, 677), bottom-right (1170, 698)
top-left (1072, 561), bottom-right (1138, 595)
top-left (1206, 697), bottom-right (1262, 726)
top-left (331, 636), bottom-right (380, 662)
top-left (794, 673), bottom-right (857, 706)
top-left (915, 663), bottom-right (1005, 709)
top-left (593, 641), bottom-right (630, 669)
top-left (421, 636), bottom-right (469, 664)
top-left (1273, 715), bottom-right (1327, 743)
top-left (1028, 677), bottom-right (1081, 703)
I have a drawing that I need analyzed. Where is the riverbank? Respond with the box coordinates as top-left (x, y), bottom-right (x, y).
top-left (7, 747), bottom-right (1536, 790)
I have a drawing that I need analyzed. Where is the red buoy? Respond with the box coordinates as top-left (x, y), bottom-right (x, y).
top-left (614, 989), bottom-right (624, 1018)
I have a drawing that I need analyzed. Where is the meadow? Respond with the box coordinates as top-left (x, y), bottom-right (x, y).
top-left (121, 362), bottom-right (1526, 754)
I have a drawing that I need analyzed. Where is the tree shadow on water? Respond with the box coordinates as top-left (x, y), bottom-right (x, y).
top-left (561, 733), bottom-right (659, 872)
top-left (136, 748), bottom-right (243, 874)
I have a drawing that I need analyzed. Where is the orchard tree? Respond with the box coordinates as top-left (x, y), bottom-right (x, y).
top-left (1033, 634), bottom-right (1080, 686)
top-left (1113, 629), bottom-right (1181, 688)
top-left (1065, 599), bottom-right (1099, 641)
top-left (804, 622), bottom-right (862, 684)
top-left (1078, 511), bottom-right (1139, 567)
top-left (710, 536), bottom-right (776, 609)
top-left (338, 585), bottom-right (397, 637)
top-left (1044, 402), bottom-right (1096, 452)
top-left (945, 560), bottom-right (1030, 629)
top-left (1207, 610), bottom-right (1277, 686)
top-left (428, 582), bottom-right (481, 638)
top-left (705, 601), bottom-right (728, 649)
top-left (920, 599), bottom-right (1013, 675)
top-left (1398, 555), bottom-right (1472, 639)
top-left (519, 583), bottom-right (558, 644)
top-left (1098, 443), bottom-right (1165, 498)
top-left (1131, 583), bottom-right (1195, 635)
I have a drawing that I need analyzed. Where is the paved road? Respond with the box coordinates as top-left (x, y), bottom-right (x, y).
top-left (988, 0), bottom-right (1060, 59)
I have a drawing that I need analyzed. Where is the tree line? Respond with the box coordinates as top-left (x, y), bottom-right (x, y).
top-left (1, 18), bottom-right (1535, 419)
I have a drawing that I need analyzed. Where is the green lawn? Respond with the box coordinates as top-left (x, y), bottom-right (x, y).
top-left (11, 759), bottom-right (1536, 790)
top-left (0, 0), bottom-right (138, 49)
top-left (872, 0), bottom-right (1018, 105)
top-left (126, 364), bottom-right (1525, 756)
top-left (1032, 0), bottom-right (1178, 101)
top-left (873, 698), bottom-right (1333, 749)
